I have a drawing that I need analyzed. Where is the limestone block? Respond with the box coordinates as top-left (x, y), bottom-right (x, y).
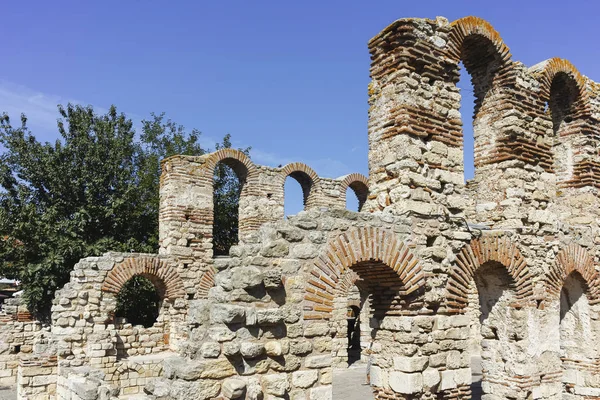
top-left (265, 341), bottom-right (283, 357)
top-left (292, 370), bottom-right (319, 388)
top-left (231, 266), bottom-right (263, 290)
top-left (223, 342), bottom-right (241, 356)
top-left (393, 356), bottom-right (428, 372)
top-left (371, 365), bottom-right (388, 387)
top-left (260, 240), bottom-right (289, 257)
top-left (422, 368), bottom-right (440, 391)
top-left (209, 326), bottom-right (237, 342)
top-left (201, 342), bottom-right (221, 358)
top-left (320, 369), bottom-right (332, 385)
top-left (379, 317), bottom-right (412, 332)
top-left (454, 368), bottom-right (471, 386)
top-left (262, 373), bottom-right (290, 396)
top-left (240, 342), bottom-right (265, 359)
top-left (305, 355), bottom-right (331, 369)
top-left (389, 372), bottom-right (423, 394)
top-left (291, 243), bottom-right (318, 259)
top-left (246, 377), bottom-right (263, 400)
top-left (256, 309), bottom-right (284, 325)
top-left (263, 269), bottom-right (283, 289)
top-left (290, 340), bottom-right (312, 355)
top-left (188, 300), bottom-right (211, 325)
top-left (210, 304), bottom-right (246, 324)
top-left (222, 378), bottom-right (246, 399)
top-left (440, 370), bottom-right (456, 391)
top-left (303, 323), bottom-right (329, 337)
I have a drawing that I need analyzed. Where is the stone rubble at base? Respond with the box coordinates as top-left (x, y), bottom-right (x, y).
top-left (3, 14), bottom-right (600, 400)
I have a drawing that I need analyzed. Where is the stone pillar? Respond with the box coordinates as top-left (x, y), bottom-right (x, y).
top-left (365, 17), bottom-right (465, 216)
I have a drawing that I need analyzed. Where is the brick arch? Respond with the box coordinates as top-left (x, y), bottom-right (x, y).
top-left (337, 269), bottom-right (361, 298)
top-left (447, 236), bottom-right (534, 313)
top-left (303, 227), bottom-right (424, 320)
top-left (102, 257), bottom-right (185, 300)
top-left (114, 362), bottom-right (145, 378)
top-left (198, 266), bottom-right (217, 298)
top-left (533, 58), bottom-right (589, 110)
top-left (200, 148), bottom-right (259, 188)
top-left (448, 17), bottom-right (513, 118)
top-left (448, 16), bottom-right (512, 65)
top-left (277, 162), bottom-right (320, 209)
top-left (546, 243), bottom-right (600, 303)
top-left (338, 173), bottom-right (369, 211)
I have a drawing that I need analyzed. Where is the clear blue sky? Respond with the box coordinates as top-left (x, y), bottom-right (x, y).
top-left (1, 1), bottom-right (598, 215)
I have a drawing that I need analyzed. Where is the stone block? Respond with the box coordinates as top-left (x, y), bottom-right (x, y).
top-left (210, 304), bottom-right (246, 324)
top-left (240, 342), bottom-right (265, 359)
top-left (231, 266), bottom-right (263, 289)
top-left (393, 356), bottom-right (428, 372)
top-left (262, 373), bottom-right (290, 396)
top-left (389, 372), bottom-right (423, 394)
top-left (222, 378), bottom-right (246, 399)
top-left (422, 368), bottom-right (440, 390)
top-left (265, 341), bottom-right (283, 357)
top-left (292, 370), bottom-right (319, 388)
top-left (201, 342), bottom-right (221, 358)
top-left (305, 355), bottom-right (331, 369)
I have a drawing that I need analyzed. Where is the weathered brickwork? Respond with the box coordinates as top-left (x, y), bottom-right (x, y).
top-left (2, 14), bottom-right (600, 400)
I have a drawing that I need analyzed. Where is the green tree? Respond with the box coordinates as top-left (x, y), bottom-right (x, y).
top-left (115, 275), bottom-right (160, 328)
top-left (0, 104), bottom-right (245, 320)
top-left (213, 135), bottom-right (250, 256)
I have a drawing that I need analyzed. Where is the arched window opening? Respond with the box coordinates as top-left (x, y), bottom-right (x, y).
top-left (458, 61), bottom-right (476, 181)
top-left (548, 72), bottom-right (579, 136)
top-left (457, 35), bottom-right (504, 182)
top-left (213, 159), bottom-right (246, 256)
top-left (345, 181), bottom-right (368, 212)
top-left (467, 262), bottom-right (515, 399)
top-left (284, 172), bottom-right (311, 217)
top-left (559, 273), bottom-right (592, 362)
top-left (345, 190), bottom-right (359, 212)
top-left (115, 275), bottom-right (161, 328)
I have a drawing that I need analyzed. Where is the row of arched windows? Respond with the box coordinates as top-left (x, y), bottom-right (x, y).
top-left (451, 19), bottom-right (588, 182)
top-left (212, 161), bottom-right (369, 256)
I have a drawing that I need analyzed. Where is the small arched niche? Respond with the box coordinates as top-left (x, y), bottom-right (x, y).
top-left (467, 261), bottom-right (516, 399)
top-left (559, 272), bottom-right (593, 362)
top-left (548, 72), bottom-right (581, 136)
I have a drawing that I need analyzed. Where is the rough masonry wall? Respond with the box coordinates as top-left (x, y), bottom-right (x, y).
top-left (3, 13), bottom-right (600, 400)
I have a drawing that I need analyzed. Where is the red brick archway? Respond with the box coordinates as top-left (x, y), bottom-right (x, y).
top-left (102, 257), bottom-right (185, 300)
top-left (339, 173), bottom-right (369, 211)
top-left (277, 162), bottom-right (321, 209)
top-left (447, 235), bottom-right (534, 313)
top-left (303, 227), bottom-right (424, 320)
top-left (547, 243), bottom-right (600, 303)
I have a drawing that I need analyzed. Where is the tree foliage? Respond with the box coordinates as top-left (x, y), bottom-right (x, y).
top-left (212, 136), bottom-right (249, 256)
top-left (0, 104), bottom-right (246, 319)
top-left (115, 275), bottom-right (160, 328)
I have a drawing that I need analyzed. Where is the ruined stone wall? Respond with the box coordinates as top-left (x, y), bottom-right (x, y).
top-left (4, 13), bottom-right (600, 400)
top-left (0, 296), bottom-right (46, 387)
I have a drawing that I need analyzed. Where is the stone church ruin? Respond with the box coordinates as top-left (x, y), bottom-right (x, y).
top-left (2, 14), bottom-right (600, 400)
